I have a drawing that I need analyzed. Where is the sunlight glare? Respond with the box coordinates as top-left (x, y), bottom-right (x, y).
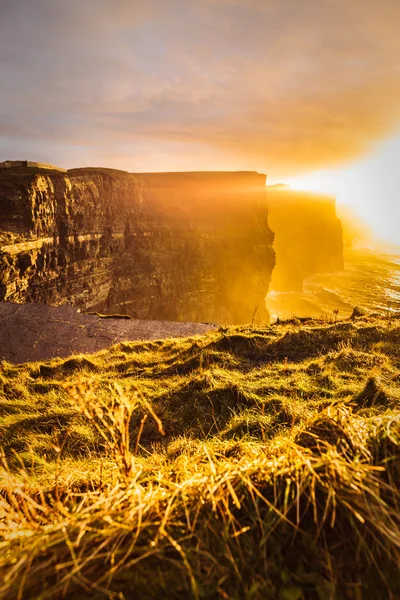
top-left (283, 133), bottom-right (400, 246)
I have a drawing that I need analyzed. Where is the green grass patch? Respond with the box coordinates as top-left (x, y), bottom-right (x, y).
top-left (0, 314), bottom-right (400, 599)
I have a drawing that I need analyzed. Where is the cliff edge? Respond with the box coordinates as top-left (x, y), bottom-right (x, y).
top-left (0, 165), bottom-right (274, 324)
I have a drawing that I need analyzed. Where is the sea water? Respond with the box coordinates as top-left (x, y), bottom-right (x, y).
top-left (266, 246), bottom-right (400, 321)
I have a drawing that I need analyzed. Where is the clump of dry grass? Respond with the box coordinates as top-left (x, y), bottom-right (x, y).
top-left (1, 314), bottom-right (400, 599)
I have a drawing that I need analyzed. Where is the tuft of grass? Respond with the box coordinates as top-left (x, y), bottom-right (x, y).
top-left (0, 313), bottom-right (400, 599)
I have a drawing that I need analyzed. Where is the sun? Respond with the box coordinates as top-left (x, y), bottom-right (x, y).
top-left (283, 170), bottom-right (338, 195)
top-left (268, 133), bottom-right (400, 245)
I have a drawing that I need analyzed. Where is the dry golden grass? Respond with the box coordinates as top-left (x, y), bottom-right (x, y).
top-left (1, 312), bottom-right (400, 599)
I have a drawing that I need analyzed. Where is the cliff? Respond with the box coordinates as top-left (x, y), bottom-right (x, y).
top-left (0, 166), bottom-right (274, 324)
top-left (266, 185), bottom-right (344, 291)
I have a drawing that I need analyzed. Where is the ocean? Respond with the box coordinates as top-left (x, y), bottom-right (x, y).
top-left (266, 245), bottom-right (400, 321)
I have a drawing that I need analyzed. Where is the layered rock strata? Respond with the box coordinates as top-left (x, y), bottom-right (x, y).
top-left (0, 166), bottom-right (274, 324)
top-left (267, 185), bottom-right (344, 291)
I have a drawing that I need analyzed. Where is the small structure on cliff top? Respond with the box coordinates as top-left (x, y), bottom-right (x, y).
top-left (0, 160), bottom-right (66, 173)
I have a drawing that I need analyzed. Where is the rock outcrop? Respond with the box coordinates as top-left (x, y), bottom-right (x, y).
top-left (0, 302), bottom-right (217, 363)
top-left (266, 185), bottom-right (344, 291)
top-left (0, 166), bottom-right (274, 324)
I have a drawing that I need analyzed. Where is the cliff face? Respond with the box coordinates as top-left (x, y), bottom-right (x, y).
top-left (267, 186), bottom-right (344, 291)
top-left (0, 167), bottom-right (274, 324)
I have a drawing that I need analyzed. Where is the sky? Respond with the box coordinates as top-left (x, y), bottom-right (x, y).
top-left (284, 133), bottom-right (400, 245)
top-left (1, 0), bottom-right (399, 242)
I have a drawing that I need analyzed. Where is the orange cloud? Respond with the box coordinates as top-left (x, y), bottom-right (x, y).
top-left (0, 0), bottom-right (399, 173)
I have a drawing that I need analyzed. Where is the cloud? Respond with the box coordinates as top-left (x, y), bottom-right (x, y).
top-left (0, 0), bottom-right (399, 173)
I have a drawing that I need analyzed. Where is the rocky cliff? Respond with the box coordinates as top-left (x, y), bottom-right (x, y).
top-left (0, 166), bottom-right (274, 324)
top-left (266, 185), bottom-right (344, 291)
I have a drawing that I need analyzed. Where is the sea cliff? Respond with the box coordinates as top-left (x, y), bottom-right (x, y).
top-left (266, 185), bottom-right (343, 291)
top-left (0, 166), bottom-right (274, 324)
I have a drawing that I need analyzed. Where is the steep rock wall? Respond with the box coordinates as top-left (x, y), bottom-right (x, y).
top-left (267, 185), bottom-right (344, 291)
top-left (0, 167), bottom-right (274, 324)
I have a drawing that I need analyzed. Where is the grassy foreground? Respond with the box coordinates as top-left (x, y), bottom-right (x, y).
top-left (0, 313), bottom-right (400, 599)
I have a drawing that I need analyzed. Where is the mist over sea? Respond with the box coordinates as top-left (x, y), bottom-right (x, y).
top-left (266, 246), bottom-right (400, 321)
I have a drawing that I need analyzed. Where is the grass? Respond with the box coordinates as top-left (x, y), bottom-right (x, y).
top-left (0, 312), bottom-right (400, 599)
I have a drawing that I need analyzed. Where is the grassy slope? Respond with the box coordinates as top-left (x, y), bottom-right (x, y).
top-left (1, 313), bottom-right (400, 599)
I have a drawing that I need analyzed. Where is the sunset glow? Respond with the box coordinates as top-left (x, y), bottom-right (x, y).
top-left (2, 3), bottom-right (400, 595)
top-left (1, 0), bottom-right (399, 244)
top-left (282, 133), bottom-right (400, 245)
top-left (1, 1), bottom-right (400, 176)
